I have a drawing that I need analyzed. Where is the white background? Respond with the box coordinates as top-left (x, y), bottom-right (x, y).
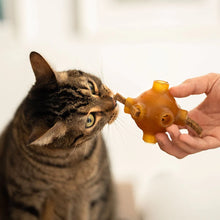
top-left (1, 0), bottom-right (220, 219)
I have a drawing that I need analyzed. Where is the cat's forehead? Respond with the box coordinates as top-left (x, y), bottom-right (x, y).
top-left (55, 70), bottom-right (102, 87)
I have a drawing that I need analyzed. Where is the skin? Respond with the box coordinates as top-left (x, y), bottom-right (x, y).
top-left (155, 73), bottom-right (220, 159)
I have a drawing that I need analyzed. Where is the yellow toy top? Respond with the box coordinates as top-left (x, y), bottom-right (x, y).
top-left (114, 80), bottom-right (202, 144)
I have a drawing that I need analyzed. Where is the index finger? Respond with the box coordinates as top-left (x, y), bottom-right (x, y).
top-left (169, 73), bottom-right (219, 98)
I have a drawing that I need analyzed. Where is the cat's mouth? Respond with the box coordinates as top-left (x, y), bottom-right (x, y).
top-left (108, 101), bottom-right (119, 124)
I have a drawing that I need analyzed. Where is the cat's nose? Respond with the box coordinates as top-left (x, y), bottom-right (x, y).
top-left (110, 96), bottom-right (118, 109)
top-left (111, 97), bottom-right (117, 108)
top-left (102, 96), bottom-right (117, 111)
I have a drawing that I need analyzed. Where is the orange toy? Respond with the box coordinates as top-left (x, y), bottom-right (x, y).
top-left (114, 80), bottom-right (202, 144)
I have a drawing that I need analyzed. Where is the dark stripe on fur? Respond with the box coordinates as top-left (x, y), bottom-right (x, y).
top-left (10, 201), bottom-right (39, 217)
top-left (90, 184), bottom-right (110, 208)
top-left (71, 134), bottom-right (84, 146)
top-left (54, 208), bottom-right (63, 219)
top-left (22, 150), bottom-right (71, 168)
top-left (50, 87), bottom-right (90, 119)
top-left (26, 83), bottom-right (90, 125)
top-left (60, 109), bottom-right (77, 119)
top-left (59, 85), bottom-right (87, 98)
top-left (58, 102), bottom-right (89, 119)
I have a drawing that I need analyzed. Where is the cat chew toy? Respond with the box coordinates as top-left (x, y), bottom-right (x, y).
top-left (114, 80), bottom-right (202, 144)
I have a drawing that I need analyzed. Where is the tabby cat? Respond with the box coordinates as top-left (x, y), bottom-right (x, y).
top-left (0, 52), bottom-right (118, 220)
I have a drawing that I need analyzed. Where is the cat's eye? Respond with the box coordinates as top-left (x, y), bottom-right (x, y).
top-left (86, 113), bottom-right (96, 128)
top-left (88, 81), bottom-right (96, 95)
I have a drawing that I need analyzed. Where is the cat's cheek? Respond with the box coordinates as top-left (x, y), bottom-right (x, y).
top-left (108, 106), bottom-right (119, 124)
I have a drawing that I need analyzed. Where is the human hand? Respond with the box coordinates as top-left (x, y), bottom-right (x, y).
top-left (155, 73), bottom-right (220, 159)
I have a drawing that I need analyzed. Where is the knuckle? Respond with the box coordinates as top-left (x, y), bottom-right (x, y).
top-left (207, 72), bottom-right (218, 78)
top-left (183, 79), bottom-right (191, 84)
top-left (176, 154), bottom-right (186, 159)
top-left (207, 73), bottom-right (219, 81)
top-left (157, 141), bottom-right (164, 149)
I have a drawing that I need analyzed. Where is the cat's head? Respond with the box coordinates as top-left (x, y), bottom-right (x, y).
top-left (27, 52), bottom-right (118, 148)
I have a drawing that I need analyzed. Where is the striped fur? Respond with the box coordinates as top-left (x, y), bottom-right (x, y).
top-left (0, 52), bottom-right (118, 220)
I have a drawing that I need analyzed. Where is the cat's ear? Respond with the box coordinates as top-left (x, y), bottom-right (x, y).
top-left (29, 121), bottom-right (67, 146)
top-left (30, 51), bottom-right (57, 85)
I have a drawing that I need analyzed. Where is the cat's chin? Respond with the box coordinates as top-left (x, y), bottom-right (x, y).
top-left (108, 106), bottom-right (119, 124)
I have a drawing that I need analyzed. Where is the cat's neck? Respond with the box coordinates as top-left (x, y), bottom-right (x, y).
top-left (11, 101), bottom-right (31, 146)
top-left (25, 134), bottom-right (100, 167)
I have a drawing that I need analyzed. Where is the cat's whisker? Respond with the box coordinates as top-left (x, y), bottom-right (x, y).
top-left (115, 111), bottom-right (138, 142)
top-left (106, 113), bottom-right (127, 137)
top-left (99, 56), bottom-right (105, 83)
top-left (106, 120), bottom-right (128, 150)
